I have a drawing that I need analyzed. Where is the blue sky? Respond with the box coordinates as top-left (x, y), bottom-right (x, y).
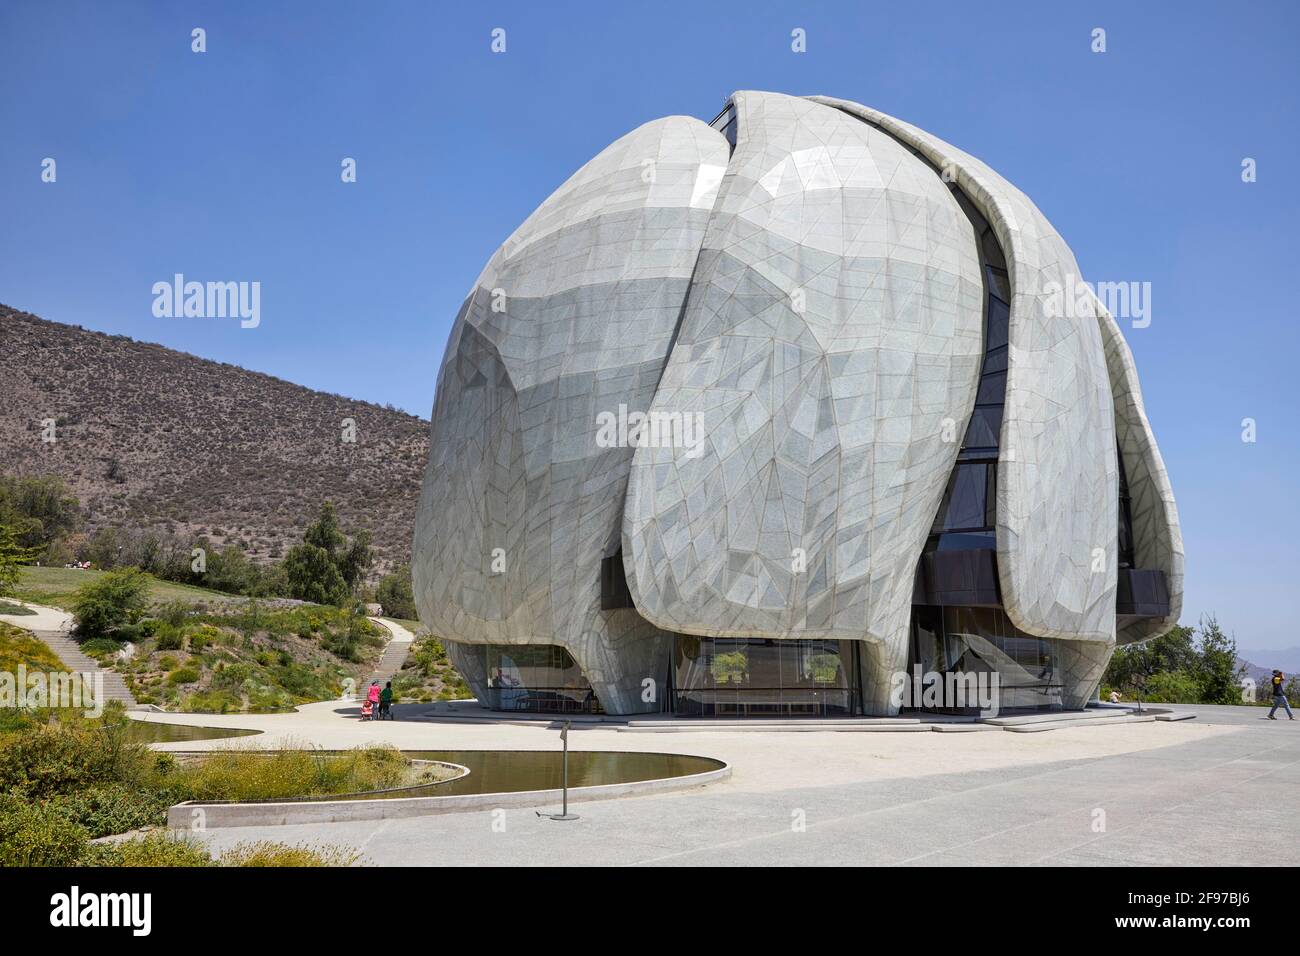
top-left (1, 0), bottom-right (1296, 654)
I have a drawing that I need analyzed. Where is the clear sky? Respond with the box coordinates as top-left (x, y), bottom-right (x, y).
top-left (1, 0), bottom-right (1296, 654)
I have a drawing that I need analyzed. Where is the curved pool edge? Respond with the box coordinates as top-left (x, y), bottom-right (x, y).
top-left (166, 757), bottom-right (731, 828)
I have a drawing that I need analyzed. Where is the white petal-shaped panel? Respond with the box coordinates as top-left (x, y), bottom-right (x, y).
top-left (412, 117), bottom-right (729, 713)
top-left (1094, 293), bottom-right (1184, 644)
top-left (810, 96), bottom-right (1118, 643)
top-left (622, 92), bottom-right (984, 682)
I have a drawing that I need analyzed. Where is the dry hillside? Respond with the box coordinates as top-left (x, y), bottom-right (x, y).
top-left (0, 305), bottom-right (430, 574)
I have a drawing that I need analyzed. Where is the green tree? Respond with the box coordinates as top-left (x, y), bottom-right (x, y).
top-left (0, 524), bottom-right (37, 599)
top-left (1142, 670), bottom-right (1201, 704)
top-left (0, 475), bottom-right (80, 556)
top-left (302, 502), bottom-right (371, 591)
top-left (376, 565), bottom-right (416, 618)
top-left (251, 561), bottom-right (291, 599)
top-left (204, 546), bottom-right (262, 596)
top-left (1194, 615), bottom-right (1244, 704)
top-left (282, 544), bottom-right (349, 606)
top-left (71, 568), bottom-right (149, 641)
top-left (1103, 624), bottom-right (1196, 697)
top-left (282, 503), bottom-right (372, 606)
top-left (81, 527), bottom-right (124, 569)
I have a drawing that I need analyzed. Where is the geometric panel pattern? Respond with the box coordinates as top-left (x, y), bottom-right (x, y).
top-left (621, 92), bottom-right (985, 713)
top-left (411, 117), bottom-right (730, 713)
top-left (414, 92), bottom-right (1182, 715)
top-left (810, 95), bottom-right (1119, 645)
top-left (1093, 292), bottom-right (1185, 645)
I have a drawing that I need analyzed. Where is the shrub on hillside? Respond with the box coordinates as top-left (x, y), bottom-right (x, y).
top-left (72, 567), bottom-right (149, 641)
top-left (0, 715), bottom-right (147, 798)
top-left (83, 831), bottom-right (213, 868)
top-left (167, 666), bottom-right (200, 685)
top-left (46, 783), bottom-right (183, 839)
top-left (0, 794), bottom-right (88, 866)
top-left (79, 637), bottom-right (124, 660)
top-left (396, 634), bottom-right (470, 701)
top-left (153, 625), bottom-right (184, 651)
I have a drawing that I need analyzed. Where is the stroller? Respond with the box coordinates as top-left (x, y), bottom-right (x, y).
top-left (359, 699), bottom-right (374, 719)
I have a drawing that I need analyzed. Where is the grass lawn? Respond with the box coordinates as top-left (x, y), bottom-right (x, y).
top-left (14, 566), bottom-right (244, 611)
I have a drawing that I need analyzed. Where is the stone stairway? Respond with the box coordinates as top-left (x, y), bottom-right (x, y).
top-left (362, 618), bottom-right (416, 687)
top-left (0, 602), bottom-right (138, 708)
top-left (36, 630), bottom-right (138, 707)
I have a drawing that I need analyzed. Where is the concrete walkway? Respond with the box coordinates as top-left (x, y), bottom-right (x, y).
top-left (128, 699), bottom-right (1300, 866)
top-left (0, 600), bottom-right (137, 707)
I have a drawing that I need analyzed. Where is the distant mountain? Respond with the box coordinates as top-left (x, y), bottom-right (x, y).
top-left (0, 305), bottom-right (430, 575)
top-left (1240, 649), bottom-right (1300, 677)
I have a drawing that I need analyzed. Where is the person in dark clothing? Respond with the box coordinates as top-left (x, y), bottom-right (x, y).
top-left (1268, 670), bottom-right (1294, 720)
top-left (379, 680), bottom-right (394, 720)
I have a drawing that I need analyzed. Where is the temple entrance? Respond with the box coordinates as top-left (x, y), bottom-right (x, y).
top-left (907, 606), bottom-right (1064, 714)
top-left (671, 636), bottom-right (862, 717)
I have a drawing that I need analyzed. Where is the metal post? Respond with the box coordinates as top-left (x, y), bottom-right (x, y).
top-left (548, 719), bottom-right (579, 821)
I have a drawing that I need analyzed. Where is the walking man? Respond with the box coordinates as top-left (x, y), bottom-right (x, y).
top-left (1268, 670), bottom-right (1294, 720)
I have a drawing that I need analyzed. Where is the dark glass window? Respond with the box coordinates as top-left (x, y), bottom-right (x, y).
top-left (975, 369), bottom-right (1007, 406)
top-left (483, 645), bottom-right (601, 714)
top-left (1117, 443), bottom-right (1135, 569)
top-left (981, 229), bottom-right (1008, 269)
top-left (674, 636), bottom-right (859, 717)
top-left (907, 606), bottom-right (1064, 713)
top-left (932, 461), bottom-right (996, 533)
top-left (986, 265), bottom-right (1011, 302)
top-left (926, 184), bottom-right (1013, 551)
top-left (709, 105), bottom-right (737, 154)
top-left (962, 405), bottom-right (1003, 451)
top-left (986, 297), bottom-right (1009, 351)
top-left (600, 550), bottom-right (633, 608)
top-left (982, 345), bottom-right (1008, 374)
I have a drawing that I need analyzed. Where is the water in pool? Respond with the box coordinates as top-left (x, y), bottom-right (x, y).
top-left (124, 721), bottom-right (260, 743)
top-left (344, 750), bottom-right (723, 800)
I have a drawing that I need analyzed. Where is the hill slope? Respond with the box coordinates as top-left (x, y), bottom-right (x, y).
top-left (0, 305), bottom-right (429, 573)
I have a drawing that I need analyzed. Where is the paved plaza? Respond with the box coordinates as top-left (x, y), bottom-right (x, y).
top-left (137, 702), bottom-right (1300, 866)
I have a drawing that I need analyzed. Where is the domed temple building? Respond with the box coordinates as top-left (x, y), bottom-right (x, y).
top-left (413, 91), bottom-right (1183, 718)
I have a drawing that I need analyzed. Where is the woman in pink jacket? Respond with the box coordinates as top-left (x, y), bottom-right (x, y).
top-left (365, 680), bottom-right (381, 720)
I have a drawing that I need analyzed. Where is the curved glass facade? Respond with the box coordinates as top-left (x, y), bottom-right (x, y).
top-left (673, 636), bottom-right (860, 716)
top-left (483, 644), bottom-right (602, 714)
top-left (906, 174), bottom-right (1064, 711)
top-left (911, 606), bottom-right (1063, 713)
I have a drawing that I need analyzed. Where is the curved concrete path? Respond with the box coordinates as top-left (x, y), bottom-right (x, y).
top-left (122, 694), bottom-right (1300, 866)
top-left (156, 706), bottom-right (1295, 867)
top-left (0, 599), bottom-right (137, 706)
